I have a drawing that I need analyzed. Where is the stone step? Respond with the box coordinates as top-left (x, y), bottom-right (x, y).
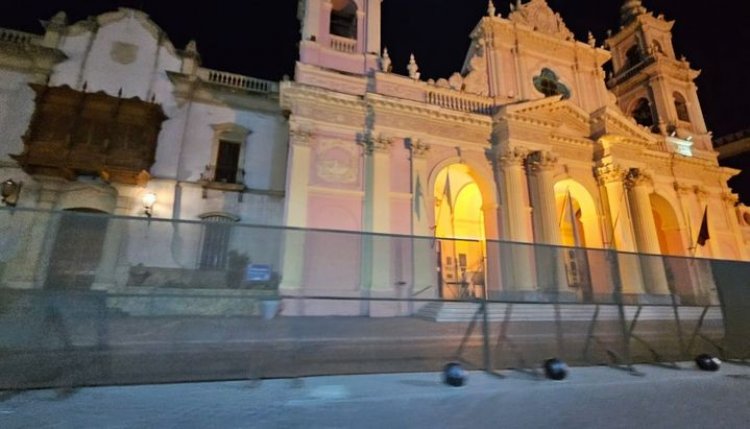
top-left (415, 302), bottom-right (723, 323)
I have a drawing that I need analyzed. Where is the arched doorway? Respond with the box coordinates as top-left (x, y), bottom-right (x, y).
top-left (45, 208), bottom-right (109, 289)
top-left (553, 180), bottom-right (603, 299)
top-left (650, 193), bottom-right (685, 256)
top-left (434, 164), bottom-right (486, 299)
top-left (650, 192), bottom-right (698, 299)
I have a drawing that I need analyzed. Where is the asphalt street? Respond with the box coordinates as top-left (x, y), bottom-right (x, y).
top-left (2, 362), bottom-right (749, 428)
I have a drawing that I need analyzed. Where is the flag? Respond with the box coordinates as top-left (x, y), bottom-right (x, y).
top-left (443, 169), bottom-right (454, 214)
top-left (697, 207), bottom-right (710, 247)
top-left (566, 191), bottom-right (582, 248)
top-left (414, 175), bottom-right (423, 220)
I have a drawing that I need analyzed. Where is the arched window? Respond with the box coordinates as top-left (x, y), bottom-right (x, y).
top-left (652, 41), bottom-right (663, 55)
top-left (625, 45), bottom-right (642, 69)
top-left (330, 0), bottom-right (358, 39)
top-left (674, 92), bottom-right (690, 122)
top-left (631, 98), bottom-right (654, 127)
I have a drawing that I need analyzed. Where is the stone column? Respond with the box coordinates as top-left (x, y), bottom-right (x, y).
top-left (409, 140), bottom-right (436, 303)
top-left (363, 134), bottom-right (395, 316)
top-left (319, 0), bottom-right (333, 47)
top-left (595, 164), bottom-right (645, 296)
top-left (279, 128), bottom-right (313, 309)
top-left (355, 10), bottom-right (366, 53)
top-left (498, 147), bottom-right (535, 294)
top-left (527, 151), bottom-right (561, 245)
top-left (686, 83), bottom-right (709, 135)
top-left (527, 151), bottom-right (567, 293)
top-left (625, 169), bottom-right (670, 296)
top-left (649, 75), bottom-right (675, 126)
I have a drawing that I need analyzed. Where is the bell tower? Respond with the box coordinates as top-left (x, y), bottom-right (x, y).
top-left (297, 0), bottom-right (381, 75)
top-left (606, 1), bottom-right (711, 151)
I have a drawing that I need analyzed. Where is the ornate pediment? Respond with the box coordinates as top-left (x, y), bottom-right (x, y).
top-left (509, 0), bottom-right (575, 41)
top-left (590, 106), bottom-right (658, 145)
top-left (501, 97), bottom-right (591, 136)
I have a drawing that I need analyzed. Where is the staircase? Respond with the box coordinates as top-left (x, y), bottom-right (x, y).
top-left (415, 301), bottom-right (723, 323)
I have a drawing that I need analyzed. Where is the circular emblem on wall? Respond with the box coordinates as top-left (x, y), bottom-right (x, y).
top-left (110, 41), bottom-right (139, 65)
top-left (315, 141), bottom-right (358, 185)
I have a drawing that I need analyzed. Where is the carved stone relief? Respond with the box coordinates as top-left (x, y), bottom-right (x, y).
top-left (509, 0), bottom-right (575, 41)
top-left (315, 141), bottom-right (359, 185)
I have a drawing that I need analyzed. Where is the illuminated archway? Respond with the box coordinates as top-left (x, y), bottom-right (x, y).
top-left (553, 179), bottom-right (603, 248)
top-left (650, 193), bottom-right (685, 256)
top-left (434, 164), bottom-right (486, 298)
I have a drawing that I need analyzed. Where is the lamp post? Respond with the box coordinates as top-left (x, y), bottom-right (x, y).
top-left (142, 192), bottom-right (157, 218)
top-left (1, 179), bottom-right (22, 207)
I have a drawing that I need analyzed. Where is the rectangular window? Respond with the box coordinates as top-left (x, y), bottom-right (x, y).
top-left (215, 140), bottom-right (241, 183)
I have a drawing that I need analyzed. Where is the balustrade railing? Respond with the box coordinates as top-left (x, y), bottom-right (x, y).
top-left (329, 35), bottom-right (357, 54)
top-left (0, 28), bottom-right (40, 45)
top-left (198, 68), bottom-right (279, 94)
top-left (426, 90), bottom-right (494, 115)
top-left (199, 164), bottom-right (245, 186)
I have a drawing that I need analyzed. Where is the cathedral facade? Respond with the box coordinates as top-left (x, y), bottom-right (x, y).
top-left (1, 1), bottom-right (748, 315)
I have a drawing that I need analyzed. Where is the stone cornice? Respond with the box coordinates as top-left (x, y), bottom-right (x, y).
top-left (549, 134), bottom-right (594, 147)
top-left (609, 59), bottom-right (701, 95)
top-left (605, 12), bottom-right (675, 47)
top-left (0, 41), bottom-right (67, 74)
top-left (281, 82), bottom-right (365, 111)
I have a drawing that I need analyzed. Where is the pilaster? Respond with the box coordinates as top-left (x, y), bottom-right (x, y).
top-left (280, 127), bottom-right (313, 295)
top-left (595, 164), bottom-right (645, 295)
top-left (625, 168), bottom-right (669, 295)
top-left (527, 151), bottom-right (567, 293)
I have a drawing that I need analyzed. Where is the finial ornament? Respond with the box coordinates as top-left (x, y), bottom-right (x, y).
top-left (381, 47), bottom-right (392, 73)
top-left (407, 54), bottom-right (420, 80)
top-left (487, 1), bottom-right (496, 17)
top-left (586, 32), bottom-right (595, 47)
top-left (185, 40), bottom-right (199, 55)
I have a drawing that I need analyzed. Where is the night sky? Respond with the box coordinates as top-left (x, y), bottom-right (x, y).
top-left (1, 1), bottom-right (748, 139)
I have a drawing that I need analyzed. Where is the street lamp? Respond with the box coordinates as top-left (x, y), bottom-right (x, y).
top-left (1, 179), bottom-right (22, 207)
top-left (142, 192), bottom-right (157, 218)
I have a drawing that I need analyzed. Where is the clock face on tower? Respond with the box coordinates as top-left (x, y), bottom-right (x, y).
top-left (533, 68), bottom-right (571, 99)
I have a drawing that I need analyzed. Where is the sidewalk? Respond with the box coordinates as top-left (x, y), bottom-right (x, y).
top-left (2, 362), bottom-right (750, 428)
